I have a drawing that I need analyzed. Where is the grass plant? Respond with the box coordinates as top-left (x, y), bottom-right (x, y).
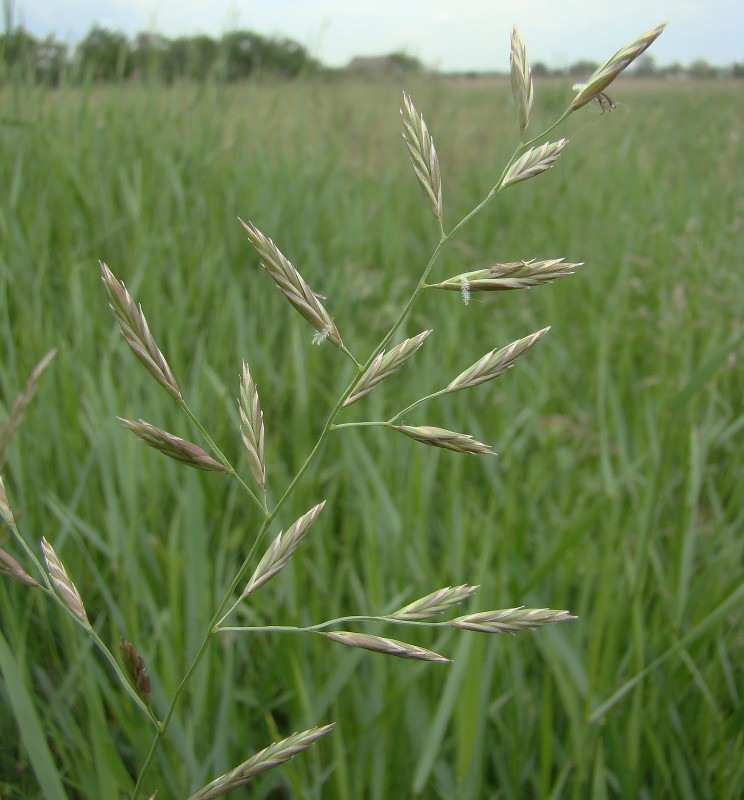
top-left (1, 21), bottom-right (743, 800)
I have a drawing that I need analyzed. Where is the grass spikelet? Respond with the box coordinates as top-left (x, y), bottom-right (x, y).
top-left (41, 537), bottom-right (88, 624)
top-left (0, 349), bottom-right (56, 467)
top-left (391, 585), bottom-right (479, 621)
top-left (119, 418), bottom-right (230, 473)
top-left (392, 425), bottom-right (495, 456)
top-left (242, 502), bottom-right (325, 596)
top-left (238, 362), bottom-right (266, 492)
top-left (510, 27), bottom-right (534, 133)
top-left (429, 258), bottom-right (582, 293)
top-left (0, 475), bottom-right (14, 526)
top-left (321, 631), bottom-right (451, 663)
top-left (343, 330), bottom-right (432, 408)
top-left (0, 548), bottom-right (41, 588)
top-left (451, 606), bottom-right (577, 634)
top-left (401, 92), bottom-right (443, 222)
top-left (188, 724), bottom-right (335, 799)
top-left (445, 327), bottom-right (550, 392)
top-left (100, 263), bottom-right (183, 402)
top-left (239, 220), bottom-right (343, 349)
top-left (570, 23), bottom-right (666, 111)
top-left (502, 140), bottom-right (567, 189)
top-left (488, 258), bottom-right (582, 285)
top-left (120, 638), bottom-right (152, 707)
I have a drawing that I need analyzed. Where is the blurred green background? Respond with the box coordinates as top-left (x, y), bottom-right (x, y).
top-left (1, 75), bottom-right (742, 798)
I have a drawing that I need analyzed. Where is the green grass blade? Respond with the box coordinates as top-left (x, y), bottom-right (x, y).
top-left (589, 580), bottom-right (744, 723)
top-left (0, 631), bottom-right (68, 800)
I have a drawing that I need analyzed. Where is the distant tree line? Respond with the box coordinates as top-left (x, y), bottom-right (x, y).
top-left (0, 24), bottom-right (741, 85)
top-left (0, 25), bottom-right (322, 84)
top-left (530, 54), bottom-right (742, 80)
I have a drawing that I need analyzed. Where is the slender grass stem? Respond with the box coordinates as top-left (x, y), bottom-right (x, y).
top-left (182, 402), bottom-right (265, 513)
top-left (6, 518), bottom-right (159, 727)
top-left (442, 110), bottom-right (573, 245)
top-left (218, 615), bottom-right (452, 634)
top-left (87, 627), bottom-right (161, 728)
top-left (368, 236), bottom-right (447, 363)
top-left (341, 345), bottom-right (363, 369)
top-left (131, 630), bottom-right (213, 797)
top-left (522, 109), bottom-right (572, 149)
top-left (131, 234), bottom-right (445, 796)
top-left (131, 99), bottom-right (582, 799)
top-left (329, 421), bottom-right (390, 431)
top-left (131, 148), bottom-right (509, 797)
top-left (388, 389), bottom-right (450, 424)
top-left (181, 402), bottom-right (231, 470)
top-left (7, 522), bottom-right (52, 589)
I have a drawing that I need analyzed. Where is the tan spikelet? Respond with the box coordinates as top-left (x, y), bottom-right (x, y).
top-left (401, 93), bottom-right (443, 222)
top-left (243, 502), bottom-right (325, 596)
top-left (0, 549), bottom-right (41, 588)
top-left (571, 24), bottom-right (666, 111)
top-left (451, 606), bottom-right (577, 634)
top-left (502, 140), bottom-right (567, 189)
top-left (240, 220), bottom-right (343, 348)
top-left (429, 259), bottom-right (582, 293)
top-left (321, 631), bottom-right (450, 663)
top-left (100, 263), bottom-right (182, 402)
top-left (239, 362), bottom-right (266, 491)
top-left (119, 419), bottom-right (229, 473)
top-left (445, 327), bottom-right (550, 392)
top-left (391, 585), bottom-right (479, 621)
top-left (510, 27), bottom-right (534, 133)
top-left (343, 330), bottom-right (432, 408)
top-left (0, 475), bottom-right (14, 526)
top-left (188, 724), bottom-right (335, 799)
top-left (41, 537), bottom-right (88, 623)
top-left (392, 425), bottom-right (495, 456)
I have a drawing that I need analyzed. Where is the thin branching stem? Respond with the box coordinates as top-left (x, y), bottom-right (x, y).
top-left (388, 389), bottom-right (450, 424)
top-left (87, 627), bottom-right (161, 727)
top-left (182, 402), bottom-right (266, 513)
top-left (368, 237), bottom-right (448, 364)
top-left (7, 522), bottom-right (52, 589)
top-left (132, 252), bottom-right (438, 795)
top-left (218, 615), bottom-right (451, 634)
top-left (133, 380), bottom-right (363, 795)
top-left (5, 515), bottom-right (159, 727)
top-left (443, 112), bottom-right (573, 244)
top-left (522, 109), bottom-right (572, 149)
top-left (132, 98), bottom-right (582, 799)
top-left (341, 345), bottom-right (363, 369)
top-left (329, 421), bottom-right (390, 431)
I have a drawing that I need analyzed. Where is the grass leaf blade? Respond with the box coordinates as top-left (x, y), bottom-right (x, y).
top-left (0, 631), bottom-right (68, 800)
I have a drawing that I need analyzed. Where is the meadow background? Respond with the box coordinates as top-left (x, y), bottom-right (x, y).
top-left (0, 74), bottom-right (742, 798)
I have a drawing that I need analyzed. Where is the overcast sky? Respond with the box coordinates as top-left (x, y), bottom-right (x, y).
top-left (11, 1), bottom-right (742, 71)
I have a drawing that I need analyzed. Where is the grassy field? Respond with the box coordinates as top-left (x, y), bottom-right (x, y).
top-left (0, 74), bottom-right (743, 799)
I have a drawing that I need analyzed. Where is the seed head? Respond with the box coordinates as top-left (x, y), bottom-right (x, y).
top-left (570, 23), bottom-right (666, 111)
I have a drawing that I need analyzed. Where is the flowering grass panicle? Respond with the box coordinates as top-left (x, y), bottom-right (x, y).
top-left (0, 20), bottom-right (666, 799)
